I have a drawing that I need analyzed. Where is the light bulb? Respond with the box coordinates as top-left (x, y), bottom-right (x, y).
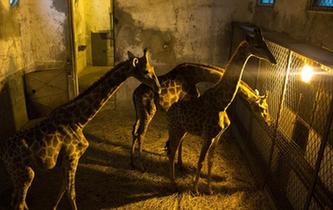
top-left (301, 65), bottom-right (314, 83)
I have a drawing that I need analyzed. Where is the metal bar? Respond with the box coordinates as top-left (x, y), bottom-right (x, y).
top-left (265, 50), bottom-right (293, 182)
top-left (229, 22), bottom-right (235, 60)
top-left (303, 95), bottom-right (333, 210)
top-left (67, 0), bottom-right (79, 98)
top-left (111, 0), bottom-right (117, 110)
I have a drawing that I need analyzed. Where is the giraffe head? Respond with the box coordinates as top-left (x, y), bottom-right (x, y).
top-left (246, 28), bottom-right (277, 65)
top-left (128, 48), bottom-right (161, 94)
top-left (252, 89), bottom-right (271, 125)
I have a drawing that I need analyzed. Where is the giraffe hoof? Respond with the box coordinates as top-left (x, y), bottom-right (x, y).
top-left (130, 162), bottom-right (136, 169)
top-left (137, 164), bottom-right (146, 172)
top-left (130, 162), bottom-right (146, 172)
top-left (176, 164), bottom-right (185, 172)
top-left (193, 185), bottom-right (200, 196)
top-left (208, 188), bottom-right (214, 195)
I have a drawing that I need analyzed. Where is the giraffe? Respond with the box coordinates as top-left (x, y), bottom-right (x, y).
top-left (0, 49), bottom-right (161, 210)
top-left (130, 63), bottom-right (271, 170)
top-left (165, 28), bottom-right (277, 194)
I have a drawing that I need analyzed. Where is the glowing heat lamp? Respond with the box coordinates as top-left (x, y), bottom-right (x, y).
top-left (301, 65), bottom-right (314, 83)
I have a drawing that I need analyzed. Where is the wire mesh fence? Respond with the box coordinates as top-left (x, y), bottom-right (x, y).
top-left (231, 23), bottom-right (333, 210)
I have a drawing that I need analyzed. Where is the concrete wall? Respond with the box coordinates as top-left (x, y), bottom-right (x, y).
top-left (0, 0), bottom-right (68, 79)
top-left (114, 0), bottom-right (255, 103)
top-left (0, 0), bottom-right (68, 131)
top-left (253, 0), bottom-right (333, 52)
top-left (73, 0), bottom-right (112, 75)
top-left (85, 0), bottom-right (112, 66)
top-left (0, 0), bottom-right (34, 83)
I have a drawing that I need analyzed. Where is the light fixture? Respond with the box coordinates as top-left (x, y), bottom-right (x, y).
top-left (301, 65), bottom-right (314, 83)
top-left (9, 0), bottom-right (19, 7)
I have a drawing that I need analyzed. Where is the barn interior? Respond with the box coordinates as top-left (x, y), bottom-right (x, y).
top-left (1, 0), bottom-right (333, 210)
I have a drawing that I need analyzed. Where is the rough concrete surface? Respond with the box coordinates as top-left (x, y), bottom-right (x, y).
top-left (113, 0), bottom-right (255, 103)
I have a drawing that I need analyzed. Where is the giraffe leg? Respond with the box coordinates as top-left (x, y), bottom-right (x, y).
top-left (131, 118), bottom-right (140, 168)
top-left (65, 157), bottom-right (79, 210)
top-left (55, 134), bottom-right (89, 210)
top-left (166, 128), bottom-right (186, 191)
top-left (11, 167), bottom-right (34, 210)
top-left (52, 158), bottom-right (66, 210)
top-left (177, 141), bottom-right (183, 169)
top-left (193, 139), bottom-right (212, 195)
top-left (131, 101), bottom-right (156, 171)
top-left (177, 136), bottom-right (187, 171)
top-left (206, 135), bottom-right (222, 195)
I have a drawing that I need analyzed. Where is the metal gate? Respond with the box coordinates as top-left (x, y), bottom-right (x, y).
top-left (231, 23), bottom-right (333, 210)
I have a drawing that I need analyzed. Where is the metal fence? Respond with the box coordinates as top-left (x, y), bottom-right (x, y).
top-left (231, 23), bottom-right (333, 210)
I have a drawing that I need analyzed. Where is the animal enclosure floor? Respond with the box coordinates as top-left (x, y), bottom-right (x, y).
top-left (0, 102), bottom-right (273, 210)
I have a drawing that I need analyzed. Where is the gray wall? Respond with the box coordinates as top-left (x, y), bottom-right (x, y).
top-left (113, 0), bottom-right (256, 103)
top-left (0, 0), bottom-right (69, 134)
top-left (253, 0), bottom-right (333, 52)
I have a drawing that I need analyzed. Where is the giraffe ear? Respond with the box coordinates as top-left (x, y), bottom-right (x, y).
top-left (132, 58), bottom-right (139, 67)
top-left (127, 51), bottom-right (135, 59)
top-left (255, 89), bottom-right (260, 96)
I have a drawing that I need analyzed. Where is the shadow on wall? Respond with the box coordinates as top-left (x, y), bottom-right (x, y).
top-left (0, 70), bottom-right (28, 138)
top-left (114, 7), bottom-right (177, 74)
top-left (0, 1), bottom-right (21, 39)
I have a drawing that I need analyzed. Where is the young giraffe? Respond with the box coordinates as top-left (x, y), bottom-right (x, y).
top-left (131, 63), bottom-right (271, 170)
top-left (165, 28), bottom-right (277, 194)
top-left (0, 49), bottom-right (161, 210)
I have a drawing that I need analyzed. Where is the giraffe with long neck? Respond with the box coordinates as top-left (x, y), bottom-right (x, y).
top-left (131, 62), bottom-right (271, 170)
top-left (165, 28), bottom-right (276, 194)
top-left (0, 49), bottom-right (160, 210)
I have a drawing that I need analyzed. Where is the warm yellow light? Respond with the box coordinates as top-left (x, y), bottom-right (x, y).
top-left (301, 65), bottom-right (314, 83)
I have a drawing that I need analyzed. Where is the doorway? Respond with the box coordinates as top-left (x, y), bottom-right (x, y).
top-left (69, 0), bottom-right (115, 94)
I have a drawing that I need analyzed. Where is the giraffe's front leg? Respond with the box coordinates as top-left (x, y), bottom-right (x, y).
top-left (166, 127), bottom-right (186, 192)
top-left (52, 157), bottom-right (66, 210)
top-left (206, 137), bottom-right (221, 195)
top-left (177, 141), bottom-right (183, 169)
top-left (11, 166), bottom-right (35, 210)
top-left (65, 158), bottom-right (80, 210)
top-left (131, 103), bottom-right (156, 171)
top-left (58, 134), bottom-right (89, 210)
top-left (193, 139), bottom-right (211, 195)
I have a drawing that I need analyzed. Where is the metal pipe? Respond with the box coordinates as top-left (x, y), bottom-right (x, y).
top-left (67, 0), bottom-right (79, 98)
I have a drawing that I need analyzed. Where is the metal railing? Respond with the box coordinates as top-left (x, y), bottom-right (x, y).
top-left (231, 23), bottom-right (333, 210)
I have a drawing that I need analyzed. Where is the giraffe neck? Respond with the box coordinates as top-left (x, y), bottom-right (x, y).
top-left (51, 61), bottom-right (132, 128)
top-left (180, 62), bottom-right (264, 108)
top-left (171, 63), bottom-right (223, 84)
top-left (202, 41), bottom-right (251, 111)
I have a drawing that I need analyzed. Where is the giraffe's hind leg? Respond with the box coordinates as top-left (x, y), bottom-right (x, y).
top-left (10, 166), bottom-right (35, 210)
top-left (206, 131), bottom-right (225, 195)
top-left (166, 127), bottom-right (186, 191)
top-left (131, 100), bottom-right (156, 170)
top-left (193, 138), bottom-right (212, 195)
top-left (176, 85), bottom-right (199, 170)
